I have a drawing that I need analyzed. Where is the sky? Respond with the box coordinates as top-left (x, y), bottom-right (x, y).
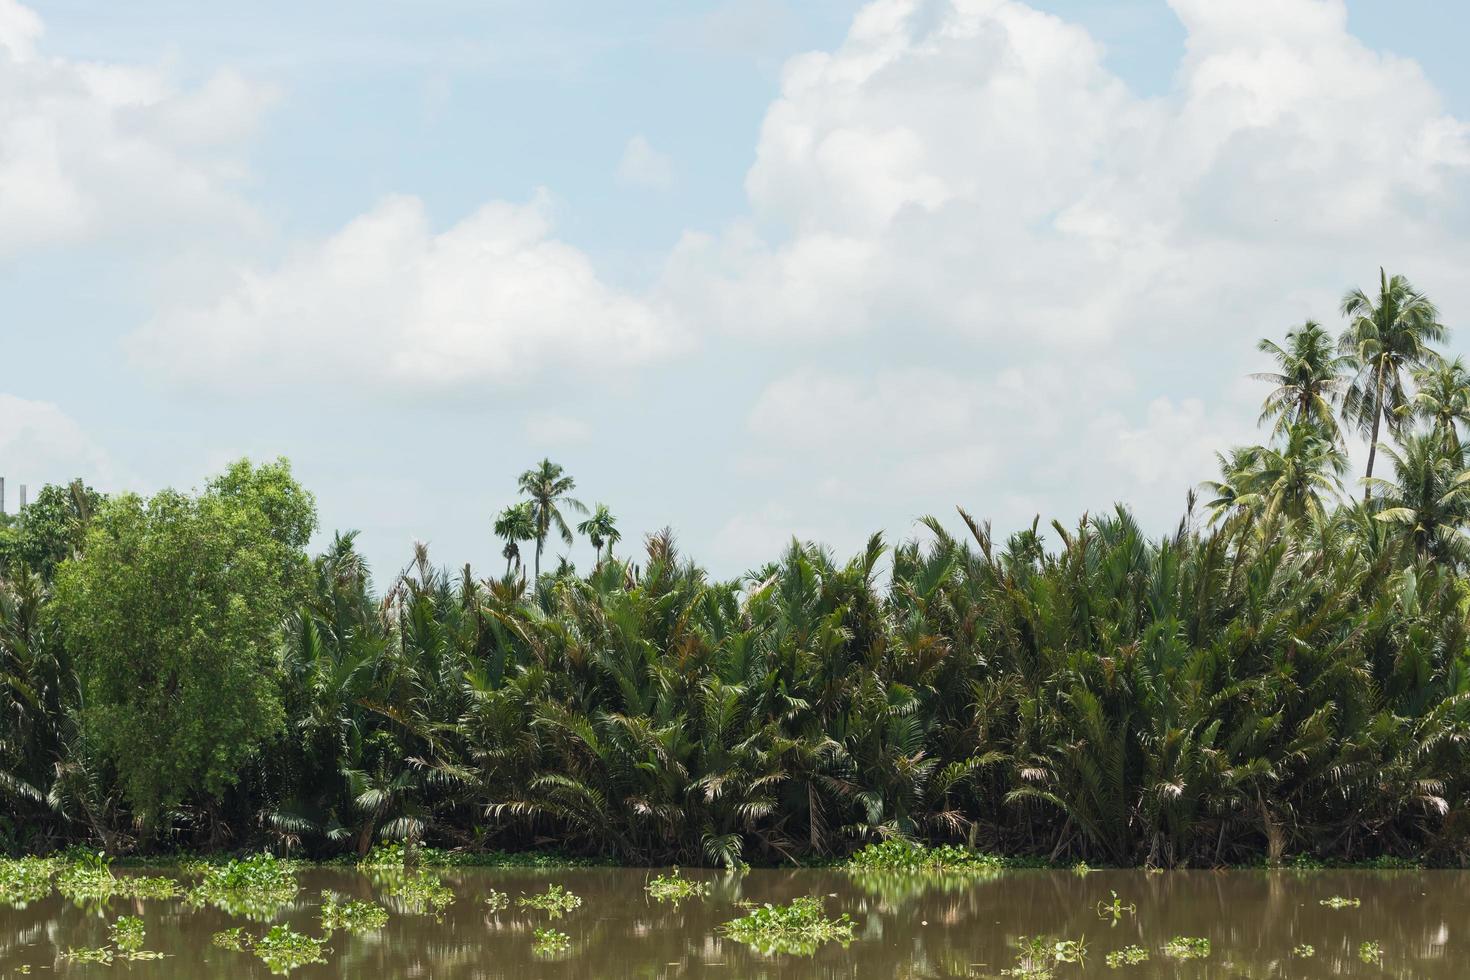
top-left (3, 0), bottom-right (1470, 583)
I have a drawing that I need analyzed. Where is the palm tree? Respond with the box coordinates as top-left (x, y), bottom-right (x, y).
top-left (1339, 269), bottom-right (1446, 493)
top-left (1411, 356), bottom-right (1470, 459)
top-left (1365, 432), bottom-right (1470, 562)
top-left (1249, 425), bottom-right (1348, 525)
top-left (517, 459), bottom-right (586, 580)
top-left (577, 504), bottom-right (621, 565)
top-left (1254, 321), bottom-right (1349, 441)
top-left (493, 502), bottom-right (536, 578)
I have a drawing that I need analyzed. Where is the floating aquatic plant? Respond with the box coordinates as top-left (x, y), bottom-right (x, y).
top-left (517, 883), bottom-right (582, 918)
top-left (1162, 936), bottom-right (1210, 959)
top-left (1319, 895), bottom-right (1361, 909)
top-left (186, 853), bottom-right (300, 920)
top-left (1358, 940), bottom-right (1383, 964)
top-left (484, 889), bottom-right (509, 913)
top-left (253, 925), bottom-right (328, 975)
top-left (384, 869), bottom-right (455, 914)
top-left (212, 927), bottom-right (253, 950)
top-left (1104, 945), bottom-right (1148, 967)
top-left (60, 914), bottom-right (164, 963)
top-left (1003, 936), bottom-right (1087, 978)
top-left (1293, 944), bottom-right (1316, 957)
top-left (721, 897), bottom-right (855, 957)
top-left (319, 890), bottom-right (389, 933)
top-left (1095, 890), bottom-right (1135, 924)
top-left (647, 868), bottom-right (709, 905)
top-left (531, 927), bottom-right (571, 956)
top-left (844, 840), bottom-right (1009, 875)
top-left (0, 856), bottom-right (58, 907)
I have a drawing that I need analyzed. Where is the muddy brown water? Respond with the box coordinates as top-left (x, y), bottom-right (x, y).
top-left (0, 866), bottom-right (1463, 977)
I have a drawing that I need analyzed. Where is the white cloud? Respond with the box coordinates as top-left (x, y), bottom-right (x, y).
top-left (617, 135), bottom-right (674, 190)
top-left (0, 394), bottom-right (113, 500)
top-left (0, 0), bottom-right (273, 256)
top-left (129, 192), bottom-right (682, 390)
top-left (662, 0), bottom-right (1470, 351)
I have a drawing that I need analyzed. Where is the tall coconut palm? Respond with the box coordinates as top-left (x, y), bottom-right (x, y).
top-left (1411, 356), bottom-right (1470, 459)
top-left (1339, 269), bottom-right (1446, 493)
top-left (517, 459), bottom-right (586, 581)
top-left (1365, 432), bottom-right (1470, 563)
top-left (1254, 321), bottom-right (1349, 441)
top-left (493, 502), bottom-right (536, 578)
top-left (576, 504), bottom-right (621, 566)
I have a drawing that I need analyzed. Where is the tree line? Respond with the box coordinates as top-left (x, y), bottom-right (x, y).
top-left (6, 268), bottom-right (1470, 867)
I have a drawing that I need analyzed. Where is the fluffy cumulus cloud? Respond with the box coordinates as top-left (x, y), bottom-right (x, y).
top-left (664, 0), bottom-right (1470, 350)
top-left (130, 193), bottom-right (681, 390)
top-left (617, 135), bottom-right (674, 190)
top-left (0, 0), bottom-right (272, 256)
top-left (0, 394), bottom-right (113, 497)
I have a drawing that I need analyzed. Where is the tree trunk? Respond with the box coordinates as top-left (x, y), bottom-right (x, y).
top-left (1362, 370), bottom-right (1384, 500)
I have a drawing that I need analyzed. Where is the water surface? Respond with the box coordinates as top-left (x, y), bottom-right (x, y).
top-left (0, 866), bottom-right (1460, 977)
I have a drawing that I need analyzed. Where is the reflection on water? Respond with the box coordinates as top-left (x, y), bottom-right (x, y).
top-left (0, 866), bottom-right (1463, 978)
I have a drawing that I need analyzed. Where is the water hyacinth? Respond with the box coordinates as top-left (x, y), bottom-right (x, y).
top-left (721, 896), bottom-right (855, 956)
top-left (384, 869), bottom-right (455, 914)
top-left (186, 853), bottom-right (300, 920)
top-left (844, 840), bottom-right (1010, 875)
top-left (1162, 936), bottom-right (1210, 960)
top-left (517, 883), bottom-right (582, 918)
top-left (1104, 945), bottom-right (1148, 967)
top-left (646, 868), bottom-right (708, 905)
top-left (319, 890), bottom-right (389, 933)
top-left (253, 925), bottom-right (328, 975)
top-left (484, 889), bottom-right (509, 913)
top-left (212, 927), bottom-right (253, 950)
top-left (0, 857), bottom-right (59, 907)
top-left (531, 927), bottom-right (571, 956)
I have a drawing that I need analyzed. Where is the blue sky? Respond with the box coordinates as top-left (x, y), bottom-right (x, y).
top-left (4, 0), bottom-right (1470, 582)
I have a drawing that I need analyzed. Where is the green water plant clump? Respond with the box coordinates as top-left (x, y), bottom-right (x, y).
top-left (0, 856), bottom-right (59, 907)
top-left (1359, 940), bottom-right (1384, 964)
top-left (845, 840), bottom-right (1010, 875)
top-left (319, 890), bottom-right (389, 933)
top-left (60, 914), bottom-right (165, 963)
top-left (484, 889), bottom-right (509, 913)
top-left (1162, 936), bottom-right (1210, 960)
top-left (646, 867), bottom-right (709, 904)
top-left (1320, 895), bottom-right (1361, 909)
top-left (1104, 945), bottom-right (1148, 967)
top-left (384, 869), bottom-right (455, 914)
top-left (1293, 944), bottom-right (1316, 957)
top-left (212, 927), bottom-right (253, 950)
top-left (721, 896), bottom-right (855, 956)
top-left (517, 883), bottom-right (583, 918)
top-left (186, 853), bottom-right (300, 919)
top-left (1002, 936), bottom-right (1087, 978)
top-left (531, 927), bottom-right (572, 956)
top-left (253, 925), bottom-right (328, 975)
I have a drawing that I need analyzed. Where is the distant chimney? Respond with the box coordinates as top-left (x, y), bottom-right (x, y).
top-left (18, 484), bottom-right (26, 511)
top-left (0, 476), bottom-right (5, 515)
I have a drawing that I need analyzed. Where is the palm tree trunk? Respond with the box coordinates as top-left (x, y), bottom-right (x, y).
top-left (1363, 371), bottom-right (1384, 500)
top-left (534, 538), bottom-right (543, 580)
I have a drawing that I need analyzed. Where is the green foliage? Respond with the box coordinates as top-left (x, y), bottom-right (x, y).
top-left (1104, 945), bottom-right (1148, 967)
top-left (212, 927), bottom-right (253, 950)
top-left (0, 856), bottom-right (58, 907)
top-left (319, 890), bottom-right (389, 933)
top-left (1293, 944), bottom-right (1316, 957)
top-left (845, 840), bottom-right (1009, 874)
top-left (646, 867), bottom-right (708, 904)
top-left (186, 853), bottom-right (300, 920)
top-left (517, 883), bottom-right (582, 917)
top-left (60, 914), bottom-right (163, 963)
top-left (0, 481), bottom-right (103, 581)
top-left (721, 896), bottom-right (855, 956)
top-left (384, 869), bottom-right (455, 914)
top-left (253, 925), bottom-right (328, 975)
top-left (1003, 936), bottom-right (1087, 978)
top-left (1359, 940), bottom-right (1384, 964)
top-left (484, 888), bottom-right (509, 912)
top-left (1161, 936), bottom-right (1210, 960)
top-left (52, 458), bottom-right (315, 822)
top-left (531, 927), bottom-right (571, 956)
top-left (1320, 895), bottom-right (1361, 909)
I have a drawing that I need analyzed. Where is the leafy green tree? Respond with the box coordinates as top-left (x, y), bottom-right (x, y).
top-left (517, 459), bottom-right (585, 581)
top-left (1366, 432), bottom-right (1470, 562)
top-left (1254, 321), bottom-right (1348, 440)
top-left (576, 504), bottom-right (621, 565)
top-left (493, 502), bottom-right (536, 578)
top-left (52, 459), bottom-right (316, 826)
top-left (0, 480), bottom-right (103, 580)
top-left (1339, 269), bottom-right (1446, 491)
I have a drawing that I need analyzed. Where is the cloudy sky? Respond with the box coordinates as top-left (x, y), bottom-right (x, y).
top-left (4, 0), bottom-right (1470, 580)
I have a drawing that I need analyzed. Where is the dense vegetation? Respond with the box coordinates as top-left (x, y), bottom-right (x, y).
top-left (7, 269), bottom-right (1470, 868)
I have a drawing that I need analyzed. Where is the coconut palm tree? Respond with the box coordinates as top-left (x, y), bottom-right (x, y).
top-left (1411, 356), bottom-right (1470, 459)
top-left (1366, 432), bottom-right (1470, 563)
top-left (517, 459), bottom-right (586, 581)
top-left (576, 504), bottom-right (621, 566)
top-left (1339, 269), bottom-right (1446, 492)
top-left (1254, 321), bottom-right (1349, 441)
top-left (493, 502), bottom-right (536, 578)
